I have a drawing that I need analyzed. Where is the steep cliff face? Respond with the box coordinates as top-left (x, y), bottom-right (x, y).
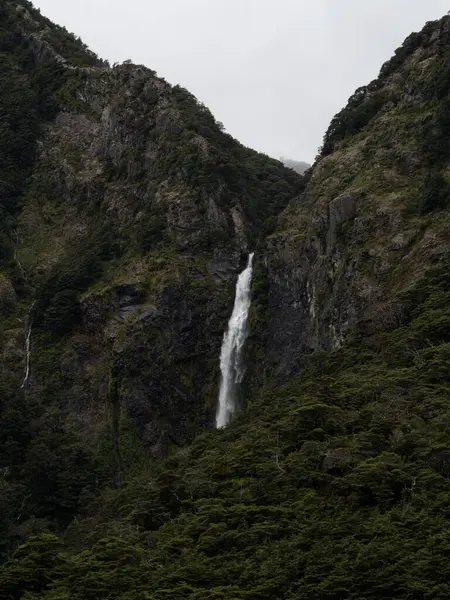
top-left (0, 1), bottom-right (301, 458)
top-left (265, 16), bottom-right (450, 377)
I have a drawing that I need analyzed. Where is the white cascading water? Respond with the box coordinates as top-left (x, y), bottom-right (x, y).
top-left (21, 301), bottom-right (36, 390)
top-left (216, 253), bottom-right (255, 428)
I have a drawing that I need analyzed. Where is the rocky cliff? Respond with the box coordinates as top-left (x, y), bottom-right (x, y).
top-left (0, 0), bottom-right (301, 460)
top-left (264, 17), bottom-right (450, 377)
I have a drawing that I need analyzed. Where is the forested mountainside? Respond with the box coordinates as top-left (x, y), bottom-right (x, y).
top-left (1, 2), bottom-right (450, 599)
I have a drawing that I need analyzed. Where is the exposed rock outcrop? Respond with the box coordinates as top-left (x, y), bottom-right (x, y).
top-left (263, 19), bottom-right (450, 377)
top-left (0, 1), bottom-right (300, 451)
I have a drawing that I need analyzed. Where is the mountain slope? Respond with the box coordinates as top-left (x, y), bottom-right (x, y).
top-left (264, 16), bottom-right (450, 377)
top-left (0, 0), bottom-right (301, 553)
top-left (1, 5), bottom-right (450, 600)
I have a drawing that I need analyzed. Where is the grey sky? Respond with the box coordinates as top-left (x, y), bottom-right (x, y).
top-left (35, 0), bottom-right (449, 163)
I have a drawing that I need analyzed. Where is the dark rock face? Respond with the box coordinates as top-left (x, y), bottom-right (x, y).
top-left (326, 192), bottom-right (358, 254)
top-left (0, 6), bottom-right (299, 452)
top-left (113, 275), bottom-right (232, 450)
top-left (263, 16), bottom-right (450, 380)
top-left (265, 191), bottom-right (361, 377)
top-left (207, 257), bottom-right (239, 282)
top-left (72, 263), bottom-right (235, 451)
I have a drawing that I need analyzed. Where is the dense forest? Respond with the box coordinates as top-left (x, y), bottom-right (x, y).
top-left (2, 260), bottom-right (450, 599)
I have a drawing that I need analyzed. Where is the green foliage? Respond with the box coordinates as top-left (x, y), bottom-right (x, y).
top-left (19, 411), bottom-right (98, 524)
top-left (1, 260), bottom-right (449, 599)
top-left (421, 53), bottom-right (450, 102)
top-left (0, 388), bottom-right (105, 557)
top-left (34, 225), bottom-right (122, 336)
top-left (164, 85), bottom-right (304, 240)
top-left (0, 2), bottom-right (94, 282)
top-left (40, 28), bottom-right (101, 68)
top-left (0, 534), bottom-right (62, 599)
top-left (0, 24), bottom-right (38, 218)
top-left (421, 170), bottom-right (450, 213)
top-left (321, 86), bottom-right (388, 156)
top-left (14, 1), bottom-right (102, 68)
top-left (321, 16), bottom-right (450, 158)
top-left (0, 4), bottom-right (72, 219)
top-left (53, 537), bottom-right (144, 600)
top-left (421, 96), bottom-right (450, 167)
top-left (378, 20), bottom-right (437, 79)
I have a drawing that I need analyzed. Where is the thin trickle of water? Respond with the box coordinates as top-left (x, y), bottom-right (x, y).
top-left (21, 301), bottom-right (36, 390)
top-left (13, 231), bottom-right (28, 285)
top-left (216, 253), bottom-right (254, 428)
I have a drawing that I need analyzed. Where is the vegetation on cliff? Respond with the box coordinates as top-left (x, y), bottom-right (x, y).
top-left (1, 252), bottom-right (450, 600)
top-left (0, 0), bottom-right (301, 565)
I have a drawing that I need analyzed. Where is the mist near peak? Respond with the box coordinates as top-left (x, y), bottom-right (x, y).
top-left (280, 158), bottom-right (311, 174)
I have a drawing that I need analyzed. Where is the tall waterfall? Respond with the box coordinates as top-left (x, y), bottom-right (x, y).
top-left (216, 253), bottom-right (255, 428)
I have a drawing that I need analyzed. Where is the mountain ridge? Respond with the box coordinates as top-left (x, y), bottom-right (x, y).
top-left (281, 158), bottom-right (311, 175)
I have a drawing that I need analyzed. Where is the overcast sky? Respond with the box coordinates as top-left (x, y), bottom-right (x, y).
top-left (34, 0), bottom-right (449, 163)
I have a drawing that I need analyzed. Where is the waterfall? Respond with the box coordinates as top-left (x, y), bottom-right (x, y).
top-left (216, 253), bottom-right (255, 428)
top-left (21, 301), bottom-right (36, 390)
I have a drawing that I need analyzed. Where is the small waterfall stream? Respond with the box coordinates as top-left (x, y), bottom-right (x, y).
top-left (13, 229), bottom-right (28, 285)
top-left (13, 229), bottom-right (35, 391)
top-left (216, 253), bottom-right (254, 428)
top-left (21, 301), bottom-right (36, 390)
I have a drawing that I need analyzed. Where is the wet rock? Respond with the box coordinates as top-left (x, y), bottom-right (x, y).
top-left (326, 192), bottom-right (358, 253)
top-left (207, 258), bottom-right (238, 282)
